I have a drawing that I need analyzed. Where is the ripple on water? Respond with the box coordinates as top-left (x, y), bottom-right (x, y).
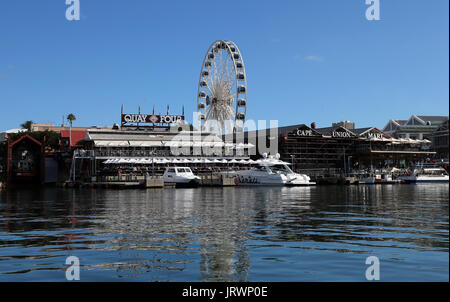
top-left (0, 185), bottom-right (448, 281)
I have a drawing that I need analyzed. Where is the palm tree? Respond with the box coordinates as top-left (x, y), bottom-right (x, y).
top-left (66, 114), bottom-right (76, 147)
top-left (20, 120), bottom-right (34, 132)
top-left (67, 114), bottom-right (76, 127)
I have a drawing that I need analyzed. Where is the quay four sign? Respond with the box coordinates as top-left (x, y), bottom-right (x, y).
top-left (122, 114), bottom-right (184, 124)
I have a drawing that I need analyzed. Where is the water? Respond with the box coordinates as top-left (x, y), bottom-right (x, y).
top-left (0, 184), bottom-right (448, 282)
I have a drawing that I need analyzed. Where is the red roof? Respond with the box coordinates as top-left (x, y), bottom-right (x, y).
top-left (60, 129), bottom-right (86, 147)
top-left (9, 134), bottom-right (43, 147)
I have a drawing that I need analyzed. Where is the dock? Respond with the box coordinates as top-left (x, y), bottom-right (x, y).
top-left (63, 174), bottom-right (164, 189)
top-left (200, 174), bottom-right (236, 187)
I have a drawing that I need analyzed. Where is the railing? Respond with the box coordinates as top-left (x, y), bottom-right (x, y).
top-left (297, 168), bottom-right (343, 178)
top-left (96, 174), bottom-right (144, 182)
top-left (73, 149), bottom-right (95, 157)
top-left (74, 148), bottom-right (249, 158)
top-left (354, 145), bottom-right (432, 153)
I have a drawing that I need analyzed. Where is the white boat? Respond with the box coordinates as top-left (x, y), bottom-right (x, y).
top-left (235, 155), bottom-right (315, 186)
top-left (162, 167), bottom-right (201, 187)
top-left (398, 168), bottom-right (449, 183)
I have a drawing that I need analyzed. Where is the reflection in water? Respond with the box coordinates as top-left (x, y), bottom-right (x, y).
top-left (0, 184), bottom-right (448, 281)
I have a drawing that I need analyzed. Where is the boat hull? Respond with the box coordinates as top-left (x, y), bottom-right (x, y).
top-left (164, 179), bottom-right (200, 188)
top-left (235, 172), bottom-right (315, 186)
top-left (400, 178), bottom-right (449, 183)
top-left (285, 182), bottom-right (316, 186)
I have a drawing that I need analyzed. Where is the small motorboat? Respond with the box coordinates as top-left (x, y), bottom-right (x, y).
top-left (162, 167), bottom-right (201, 188)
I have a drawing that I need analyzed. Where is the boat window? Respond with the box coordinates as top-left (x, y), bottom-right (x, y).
top-left (253, 165), bottom-right (266, 171)
top-left (270, 164), bottom-right (292, 174)
top-left (168, 168), bottom-right (175, 173)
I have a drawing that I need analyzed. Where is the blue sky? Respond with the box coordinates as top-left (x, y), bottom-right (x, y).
top-left (0, 0), bottom-right (448, 131)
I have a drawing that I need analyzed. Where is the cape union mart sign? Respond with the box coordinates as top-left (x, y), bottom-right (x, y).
top-left (121, 114), bottom-right (184, 124)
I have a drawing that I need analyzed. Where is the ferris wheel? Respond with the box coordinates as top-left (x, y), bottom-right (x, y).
top-left (196, 40), bottom-right (247, 134)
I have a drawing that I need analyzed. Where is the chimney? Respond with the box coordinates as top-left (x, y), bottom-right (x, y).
top-left (311, 122), bottom-right (316, 129)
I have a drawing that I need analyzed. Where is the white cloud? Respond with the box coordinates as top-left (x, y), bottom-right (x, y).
top-left (293, 54), bottom-right (324, 62)
top-left (304, 55), bottom-right (324, 62)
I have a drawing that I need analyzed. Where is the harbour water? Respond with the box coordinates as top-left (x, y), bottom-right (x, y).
top-left (0, 184), bottom-right (448, 282)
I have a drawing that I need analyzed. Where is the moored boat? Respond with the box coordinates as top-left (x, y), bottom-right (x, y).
top-left (162, 166), bottom-right (201, 188)
top-left (398, 167), bottom-right (449, 183)
top-left (235, 154), bottom-right (315, 186)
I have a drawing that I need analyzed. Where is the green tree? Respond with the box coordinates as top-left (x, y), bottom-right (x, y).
top-left (20, 120), bottom-right (34, 132)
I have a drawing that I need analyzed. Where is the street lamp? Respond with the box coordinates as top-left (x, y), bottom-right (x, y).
top-left (290, 155), bottom-right (295, 172)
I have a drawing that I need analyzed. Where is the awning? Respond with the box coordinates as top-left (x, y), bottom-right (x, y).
top-left (166, 141), bottom-right (197, 147)
top-left (128, 141), bottom-right (164, 147)
top-left (94, 141), bottom-right (130, 147)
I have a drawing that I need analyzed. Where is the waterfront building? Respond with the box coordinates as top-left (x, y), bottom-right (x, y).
top-left (382, 115), bottom-right (448, 140)
top-left (332, 120), bottom-right (355, 130)
top-left (60, 128), bottom-right (87, 151)
top-left (70, 128), bottom-right (254, 182)
top-left (29, 123), bottom-right (90, 133)
top-left (431, 119), bottom-right (449, 162)
top-left (237, 122), bottom-right (434, 174)
top-left (6, 134), bottom-right (45, 184)
top-left (69, 107), bottom-right (255, 182)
